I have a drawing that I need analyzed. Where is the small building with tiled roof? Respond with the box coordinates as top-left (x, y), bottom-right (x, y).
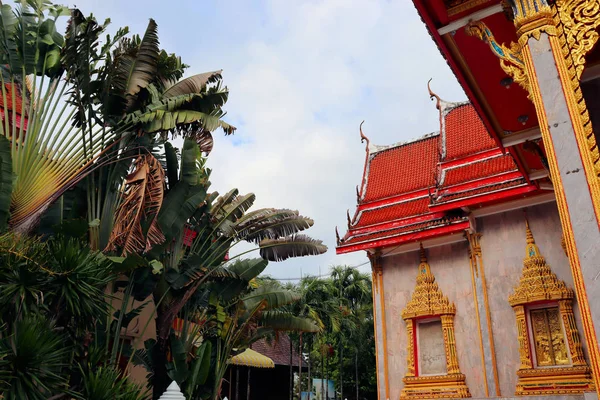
top-left (336, 89), bottom-right (592, 400)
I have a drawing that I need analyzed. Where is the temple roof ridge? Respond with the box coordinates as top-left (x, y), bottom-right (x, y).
top-left (369, 131), bottom-right (440, 155)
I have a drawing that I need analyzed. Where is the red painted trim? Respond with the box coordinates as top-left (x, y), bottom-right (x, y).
top-left (413, 322), bottom-right (419, 377)
top-left (351, 212), bottom-right (446, 236)
top-left (440, 148), bottom-right (503, 169)
top-left (438, 171), bottom-right (522, 195)
top-left (358, 189), bottom-right (431, 210)
top-left (336, 221), bottom-right (470, 254)
top-left (429, 185), bottom-right (537, 212)
top-left (508, 147), bottom-right (532, 184)
top-left (412, 1), bottom-right (517, 159)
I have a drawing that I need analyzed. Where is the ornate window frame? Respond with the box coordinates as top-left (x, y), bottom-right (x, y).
top-left (508, 220), bottom-right (594, 395)
top-left (400, 245), bottom-right (471, 399)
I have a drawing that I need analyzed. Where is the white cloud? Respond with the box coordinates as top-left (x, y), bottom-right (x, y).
top-left (67, 0), bottom-right (466, 279)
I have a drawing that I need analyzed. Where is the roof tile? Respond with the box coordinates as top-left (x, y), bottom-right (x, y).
top-left (444, 104), bottom-right (496, 160)
top-left (361, 136), bottom-right (438, 202)
top-left (354, 197), bottom-right (430, 228)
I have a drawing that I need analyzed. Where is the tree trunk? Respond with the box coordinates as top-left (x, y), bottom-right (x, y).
top-left (339, 339), bottom-right (343, 400)
top-left (308, 336), bottom-right (311, 398)
top-left (236, 367), bottom-right (240, 400)
top-left (290, 337), bottom-right (294, 400)
top-left (321, 346), bottom-right (325, 400)
top-left (298, 333), bottom-right (303, 400)
top-left (152, 336), bottom-right (170, 399)
top-left (355, 351), bottom-right (359, 400)
top-left (247, 368), bottom-right (251, 400)
top-left (325, 353), bottom-right (329, 400)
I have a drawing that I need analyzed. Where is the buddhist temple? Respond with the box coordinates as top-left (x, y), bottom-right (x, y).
top-left (337, 2), bottom-right (600, 398)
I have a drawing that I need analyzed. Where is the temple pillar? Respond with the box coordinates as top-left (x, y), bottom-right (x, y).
top-left (466, 232), bottom-right (501, 396)
top-left (510, 0), bottom-right (600, 391)
top-left (370, 250), bottom-right (389, 400)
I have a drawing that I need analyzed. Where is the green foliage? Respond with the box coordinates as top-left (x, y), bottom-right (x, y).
top-left (75, 366), bottom-right (146, 400)
top-left (0, 317), bottom-right (68, 399)
top-left (0, 136), bottom-right (12, 231)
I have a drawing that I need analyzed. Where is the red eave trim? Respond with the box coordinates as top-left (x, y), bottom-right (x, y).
top-left (336, 220), bottom-right (470, 254)
top-left (438, 171), bottom-right (522, 195)
top-left (350, 211), bottom-right (446, 236)
top-left (412, 1), bottom-right (507, 152)
top-left (430, 184), bottom-right (537, 212)
top-left (441, 148), bottom-right (503, 169)
top-left (358, 188), bottom-right (431, 211)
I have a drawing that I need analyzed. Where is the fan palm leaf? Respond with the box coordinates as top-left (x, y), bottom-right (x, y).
top-left (0, 4), bottom-right (121, 232)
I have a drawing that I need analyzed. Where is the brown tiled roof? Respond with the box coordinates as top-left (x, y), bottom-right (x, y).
top-left (251, 335), bottom-right (305, 367)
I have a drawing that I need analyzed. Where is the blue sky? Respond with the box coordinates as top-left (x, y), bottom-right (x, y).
top-left (72, 0), bottom-right (466, 280)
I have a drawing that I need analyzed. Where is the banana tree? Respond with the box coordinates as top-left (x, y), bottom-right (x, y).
top-left (105, 138), bottom-right (327, 397)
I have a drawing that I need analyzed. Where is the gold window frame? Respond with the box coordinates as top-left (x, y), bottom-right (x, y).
top-left (400, 245), bottom-right (471, 399)
top-left (508, 220), bottom-right (594, 396)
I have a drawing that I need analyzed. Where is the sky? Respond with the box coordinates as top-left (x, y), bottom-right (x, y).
top-left (71, 0), bottom-right (466, 280)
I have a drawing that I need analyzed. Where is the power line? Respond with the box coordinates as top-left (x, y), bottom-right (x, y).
top-left (273, 260), bottom-right (371, 281)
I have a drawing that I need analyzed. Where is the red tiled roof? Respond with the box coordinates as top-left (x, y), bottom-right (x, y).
top-left (436, 179), bottom-right (526, 203)
top-left (0, 84), bottom-right (24, 113)
top-left (362, 136), bottom-right (438, 202)
top-left (251, 335), bottom-right (305, 367)
top-left (354, 197), bottom-right (430, 228)
top-left (343, 216), bottom-right (466, 246)
top-left (442, 154), bottom-right (517, 187)
top-left (444, 104), bottom-right (496, 160)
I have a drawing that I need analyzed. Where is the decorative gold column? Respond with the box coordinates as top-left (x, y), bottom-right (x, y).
top-left (466, 1), bottom-right (600, 393)
top-left (508, 219), bottom-right (594, 395)
top-left (400, 245), bottom-right (470, 399)
top-left (514, 305), bottom-right (534, 370)
top-left (369, 250), bottom-right (389, 400)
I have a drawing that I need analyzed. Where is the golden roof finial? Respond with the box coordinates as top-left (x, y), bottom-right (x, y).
top-left (335, 226), bottom-right (341, 245)
top-left (346, 209), bottom-right (352, 228)
top-left (359, 120), bottom-right (370, 152)
top-left (428, 78), bottom-right (441, 110)
top-left (524, 215), bottom-right (540, 259)
top-left (419, 243), bottom-right (427, 263)
top-left (418, 243), bottom-right (432, 277)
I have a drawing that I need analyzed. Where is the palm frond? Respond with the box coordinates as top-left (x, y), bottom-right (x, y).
top-left (226, 258), bottom-right (268, 281)
top-left (106, 154), bottom-right (165, 255)
top-left (162, 70), bottom-right (222, 98)
top-left (259, 311), bottom-right (320, 333)
top-left (242, 283), bottom-right (301, 311)
top-left (259, 234), bottom-right (327, 262)
top-left (118, 19), bottom-right (159, 109)
top-left (241, 213), bottom-right (314, 243)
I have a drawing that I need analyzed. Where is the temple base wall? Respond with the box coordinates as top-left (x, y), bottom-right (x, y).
top-left (380, 201), bottom-right (591, 399)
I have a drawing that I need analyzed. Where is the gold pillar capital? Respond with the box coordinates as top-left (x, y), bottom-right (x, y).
top-left (507, 0), bottom-right (556, 43)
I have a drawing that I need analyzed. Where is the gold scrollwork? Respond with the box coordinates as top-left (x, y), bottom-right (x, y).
top-left (555, 0), bottom-right (600, 81)
top-left (464, 21), bottom-right (530, 96)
